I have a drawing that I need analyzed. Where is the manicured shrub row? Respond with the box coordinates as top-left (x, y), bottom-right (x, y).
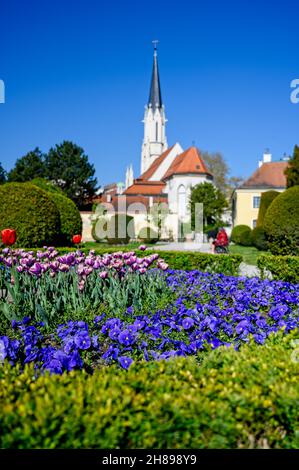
top-left (1, 332), bottom-right (298, 449)
top-left (92, 214), bottom-right (134, 244)
top-left (257, 254), bottom-right (299, 283)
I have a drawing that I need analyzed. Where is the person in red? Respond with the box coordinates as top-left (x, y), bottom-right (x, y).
top-left (212, 227), bottom-right (229, 253)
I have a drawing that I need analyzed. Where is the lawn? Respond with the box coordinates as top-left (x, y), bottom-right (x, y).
top-left (229, 244), bottom-right (267, 265)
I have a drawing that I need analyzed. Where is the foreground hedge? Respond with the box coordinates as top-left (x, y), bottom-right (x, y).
top-left (1, 332), bottom-right (299, 448)
top-left (258, 254), bottom-right (299, 283)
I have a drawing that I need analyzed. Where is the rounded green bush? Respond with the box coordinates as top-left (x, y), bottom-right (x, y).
top-left (32, 178), bottom-right (82, 245)
top-left (264, 186), bottom-right (299, 255)
top-left (251, 226), bottom-right (268, 251)
top-left (231, 225), bottom-right (251, 245)
top-left (138, 226), bottom-right (159, 244)
top-left (106, 214), bottom-right (134, 245)
top-left (48, 193), bottom-right (82, 245)
top-left (239, 228), bottom-right (252, 246)
top-left (0, 182), bottom-right (60, 247)
top-left (257, 190), bottom-right (280, 227)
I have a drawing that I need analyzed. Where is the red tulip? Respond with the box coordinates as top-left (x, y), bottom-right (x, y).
top-left (72, 234), bottom-right (82, 245)
top-left (1, 229), bottom-right (17, 246)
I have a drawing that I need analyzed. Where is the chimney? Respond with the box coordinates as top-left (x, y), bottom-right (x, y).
top-left (259, 148), bottom-right (272, 167)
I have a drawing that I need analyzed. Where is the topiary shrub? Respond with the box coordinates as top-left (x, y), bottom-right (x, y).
top-left (264, 186), bottom-right (299, 255)
top-left (138, 226), bottom-right (159, 244)
top-left (239, 228), bottom-right (252, 246)
top-left (92, 216), bottom-right (108, 242)
top-left (30, 177), bottom-right (63, 195)
top-left (251, 226), bottom-right (268, 251)
top-left (257, 190), bottom-right (280, 227)
top-left (0, 183), bottom-right (60, 247)
top-left (231, 225), bottom-right (251, 245)
top-left (48, 193), bottom-right (82, 245)
top-left (32, 178), bottom-right (82, 246)
top-left (106, 214), bottom-right (135, 245)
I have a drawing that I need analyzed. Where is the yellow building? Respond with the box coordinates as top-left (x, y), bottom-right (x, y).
top-left (232, 152), bottom-right (288, 228)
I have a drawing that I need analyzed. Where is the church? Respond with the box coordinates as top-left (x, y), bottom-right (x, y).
top-left (99, 44), bottom-right (213, 240)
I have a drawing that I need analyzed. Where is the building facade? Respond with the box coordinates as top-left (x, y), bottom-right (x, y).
top-left (232, 151), bottom-right (288, 228)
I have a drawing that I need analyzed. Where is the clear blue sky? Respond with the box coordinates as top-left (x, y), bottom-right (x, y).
top-left (0, 0), bottom-right (298, 186)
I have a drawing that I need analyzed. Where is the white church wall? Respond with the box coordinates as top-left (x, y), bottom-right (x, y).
top-left (167, 174), bottom-right (209, 217)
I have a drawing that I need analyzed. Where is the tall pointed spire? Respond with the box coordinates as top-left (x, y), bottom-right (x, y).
top-left (148, 40), bottom-right (162, 111)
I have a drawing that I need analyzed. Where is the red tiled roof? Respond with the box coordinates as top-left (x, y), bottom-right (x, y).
top-left (241, 162), bottom-right (288, 189)
top-left (124, 180), bottom-right (166, 195)
top-left (163, 147), bottom-right (212, 180)
top-left (138, 145), bottom-right (175, 181)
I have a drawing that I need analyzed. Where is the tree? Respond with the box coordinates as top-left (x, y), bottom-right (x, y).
top-left (285, 145), bottom-right (299, 188)
top-left (190, 182), bottom-right (227, 229)
top-left (202, 151), bottom-right (229, 194)
top-left (8, 148), bottom-right (46, 182)
top-left (45, 141), bottom-right (98, 207)
top-left (0, 162), bottom-right (6, 184)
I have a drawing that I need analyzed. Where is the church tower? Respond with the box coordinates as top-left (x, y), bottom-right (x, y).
top-left (141, 42), bottom-right (168, 174)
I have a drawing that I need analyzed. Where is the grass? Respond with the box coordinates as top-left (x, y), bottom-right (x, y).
top-left (229, 244), bottom-right (268, 266)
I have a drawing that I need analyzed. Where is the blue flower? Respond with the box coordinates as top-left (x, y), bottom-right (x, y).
top-left (118, 356), bottom-right (133, 370)
top-left (182, 317), bottom-right (194, 330)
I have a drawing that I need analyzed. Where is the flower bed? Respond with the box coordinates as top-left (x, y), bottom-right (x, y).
top-left (1, 268), bottom-right (298, 374)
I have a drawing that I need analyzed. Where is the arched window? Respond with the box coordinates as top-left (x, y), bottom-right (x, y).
top-left (156, 122), bottom-right (158, 141)
top-left (178, 185), bottom-right (186, 217)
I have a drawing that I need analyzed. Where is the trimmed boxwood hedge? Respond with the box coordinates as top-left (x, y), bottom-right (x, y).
top-left (264, 186), bottom-right (299, 255)
top-left (257, 253), bottom-right (299, 283)
top-left (0, 331), bottom-right (298, 448)
top-left (231, 225), bottom-right (252, 245)
top-left (257, 190), bottom-right (279, 227)
top-left (0, 183), bottom-right (60, 247)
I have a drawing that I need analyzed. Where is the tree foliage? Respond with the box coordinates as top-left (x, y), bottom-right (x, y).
top-left (45, 141), bottom-right (97, 207)
top-left (190, 182), bottom-right (227, 229)
top-left (202, 151), bottom-right (229, 193)
top-left (285, 144), bottom-right (299, 188)
top-left (7, 148), bottom-right (46, 182)
top-left (0, 162), bottom-right (6, 184)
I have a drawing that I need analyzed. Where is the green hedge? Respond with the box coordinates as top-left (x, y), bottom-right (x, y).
top-left (1, 331), bottom-right (298, 448)
top-left (231, 225), bottom-right (251, 245)
top-left (257, 190), bottom-right (279, 227)
top-left (0, 183), bottom-right (60, 247)
top-left (46, 248), bottom-right (242, 276)
top-left (264, 186), bottom-right (299, 255)
top-left (257, 254), bottom-right (299, 283)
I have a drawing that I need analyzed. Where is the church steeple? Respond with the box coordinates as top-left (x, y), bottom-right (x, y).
top-left (148, 42), bottom-right (162, 111)
top-left (140, 41), bottom-right (168, 174)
